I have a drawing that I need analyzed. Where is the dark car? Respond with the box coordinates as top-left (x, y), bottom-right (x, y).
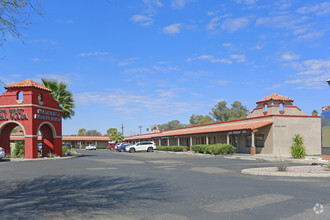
top-left (117, 144), bottom-right (130, 152)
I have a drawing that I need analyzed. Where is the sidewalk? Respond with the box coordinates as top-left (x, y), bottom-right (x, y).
top-left (224, 154), bottom-right (328, 165)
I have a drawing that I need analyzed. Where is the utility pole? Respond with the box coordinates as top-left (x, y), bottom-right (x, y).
top-left (121, 123), bottom-right (124, 137)
top-left (138, 125), bottom-right (142, 135)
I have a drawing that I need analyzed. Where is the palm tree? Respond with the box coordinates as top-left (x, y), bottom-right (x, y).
top-left (312, 110), bottom-right (318, 116)
top-left (41, 78), bottom-right (75, 119)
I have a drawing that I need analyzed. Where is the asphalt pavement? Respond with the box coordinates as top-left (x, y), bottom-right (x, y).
top-left (0, 150), bottom-right (329, 220)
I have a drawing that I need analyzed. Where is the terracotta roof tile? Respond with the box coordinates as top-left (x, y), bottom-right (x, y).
top-left (125, 121), bottom-right (273, 140)
top-left (256, 93), bottom-right (293, 104)
top-left (5, 79), bottom-right (52, 92)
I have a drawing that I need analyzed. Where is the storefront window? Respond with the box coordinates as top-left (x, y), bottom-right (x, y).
top-left (246, 134), bottom-right (265, 147)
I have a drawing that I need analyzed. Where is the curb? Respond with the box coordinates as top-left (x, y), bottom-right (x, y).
top-left (3, 154), bottom-right (83, 163)
top-left (241, 166), bottom-right (330, 178)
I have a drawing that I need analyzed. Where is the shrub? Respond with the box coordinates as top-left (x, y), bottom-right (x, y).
top-left (47, 152), bottom-right (56, 158)
top-left (96, 146), bottom-right (108, 149)
top-left (13, 140), bottom-right (25, 158)
top-left (156, 146), bottom-right (188, 152)
top-left (62, 146), bottom-right (69, 155)
top-left (191, 144), bottom-right (236, 155)
top-left (275, 156), bottom-right (287, 172)
top-left (290, 134), bottom-right (306, 159)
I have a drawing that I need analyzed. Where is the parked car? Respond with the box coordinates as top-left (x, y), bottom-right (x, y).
top-left (86, 144), bottom-right (96, 150)
top-left (117, 143), bottom-right (130, 152)
top-left (0, 147), bottom-right (5, 160)
top-left (108, 143), bottom-right (116, 150)
top-left (125, 141), bottom-right (156, 153)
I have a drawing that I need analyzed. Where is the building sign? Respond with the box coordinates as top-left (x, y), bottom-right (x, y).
top-left (0, 108), bottom-right (28, 121)
top-left (228, 130), bottom-right (247, 135)
top-left (322, 107), bottom-right (330, 150)
top-left (34, 109), bottom-right (61, 122)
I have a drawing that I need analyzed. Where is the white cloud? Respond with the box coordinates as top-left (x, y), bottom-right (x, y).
top-left (55, 19), bottom-right (74, 24)
top-left (211, 80), bottom-right (229, 86)
top-left (162, 23), bottom-right (184, 35)
top-left (32, 58), bottom-right (40, 62)
top-left (152, 65), bottom-right (180, 72)
top-left (79, 51), bottom-right (109, 57)
top-left (143, 0), bottom-right (163, 15)
top-left (75, 88), bottom-right (202, 116)
top-left (230, 54), bottom-right (246, 63)
top-left (297, 2), bottom-right (330, 16)
top-left (221, 17), bottom-right (250, 32)
top-left (256, 15), bottom-right (307, 30)
top-left (207, 17), bottom-right (221, 31)
top-left (117, 58), bottom-right (137, 67)
top-left (187, 55), bottom-right (232, 64)
top-left (36, 73), bottom-right (72, 84)
top-left (171, 0), bottom-right (185, 9)
top-left (267, 59), bottom-right (330, 90)
top-left (30, 39), bottom-right (57, 45)
top-left (280, 52), bottom-right (301, 61)
top-left (130, 15), bottom-right (153, 26)
top-left (124, 67), bottom-right (151, 74)
top-left (235, 0), bottom-right (258, 4)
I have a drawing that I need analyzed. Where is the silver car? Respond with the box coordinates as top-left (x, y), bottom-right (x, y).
top-left (0, 147), bottom-right (5, 160)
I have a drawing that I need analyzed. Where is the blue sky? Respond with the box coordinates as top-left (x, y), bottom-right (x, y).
top-left (0, 0), bottom-right (330, 136)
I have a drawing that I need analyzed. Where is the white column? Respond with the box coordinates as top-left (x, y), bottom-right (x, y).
top-left (206, 135), bottom-right (209, 145)
top-left (227, 134), bottom-right (230, 144)
top-left (167, 137), bottom-right (170, 146)
top-left (251, 132), bottom-right (255, 147)
top-left (159, 139), bottom-right (161, 146)
top-left (177, 137), bottom-right (180, 146)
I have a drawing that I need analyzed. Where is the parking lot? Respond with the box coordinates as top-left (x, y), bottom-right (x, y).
top-left (0, 150), bottom-right (329, 219)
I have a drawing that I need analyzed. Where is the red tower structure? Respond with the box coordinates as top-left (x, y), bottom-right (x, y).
top-left (0, 79), bottom-right (62, 159)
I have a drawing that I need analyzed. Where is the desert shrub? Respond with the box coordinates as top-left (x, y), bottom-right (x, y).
top-left (13, 140), bottom-right (25, 158)
top-left (191, 144), bottom-right (236, 155)
top-left (275, 156), bottom-right (287, 172)
top-left (290, 134), bottom-right (306, 159)
top-left (96, 146), bottom-right (108, 149)
top-left (156, 146), bottom-right (188, 152)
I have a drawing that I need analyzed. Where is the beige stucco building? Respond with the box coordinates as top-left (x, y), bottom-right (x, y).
top-left (125, 94), bottom-right (321, 156)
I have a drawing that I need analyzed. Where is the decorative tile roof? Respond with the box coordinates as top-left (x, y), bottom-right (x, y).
top-left (5, 79), bottom-right (52, 92)
top-left (125, 121), bottom-right (273, 140)
top-left (256, 93), bottom-right (293, 104)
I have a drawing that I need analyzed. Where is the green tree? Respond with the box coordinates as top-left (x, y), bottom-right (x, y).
top-left (158, 120), bottom-right (186, 131)
top-left (78, 128), bottom-right (86, 136)
top-left (210, 101), bottom-right (249, 122)
top-left (13, 140), bottom-right (24, 158)
top-left (0, 0), bottom-right (44, 46)
top-left (41, 78), bottom-right (75, 119)
top-left (210, 101), bottom-right (229, 122)
top-left (85, 129), bottom-right (102, 136)
top-left (312, 110), bottom-right (318, 116)
top-left (107, 128), bottom-right (124, 143)
top-left (190, 114), bottom-right (214, 126)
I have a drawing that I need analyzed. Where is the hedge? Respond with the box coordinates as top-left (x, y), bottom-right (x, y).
top-left (156, 145), bottom-right (189, 152)
top-left (96, 146), bottom-right (108, 149)
top-left (191, 144), bottom-right (236, 155)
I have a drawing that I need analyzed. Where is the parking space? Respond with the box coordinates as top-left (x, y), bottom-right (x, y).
top-left (0, 150), bottom-right (329, 219)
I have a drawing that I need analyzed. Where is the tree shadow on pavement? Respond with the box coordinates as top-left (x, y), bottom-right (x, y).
top-left (0, 175), bottom-right (175, 219)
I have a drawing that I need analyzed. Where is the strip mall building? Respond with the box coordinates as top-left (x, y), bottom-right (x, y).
top-left (125, 94), bottom-right (321, 156)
